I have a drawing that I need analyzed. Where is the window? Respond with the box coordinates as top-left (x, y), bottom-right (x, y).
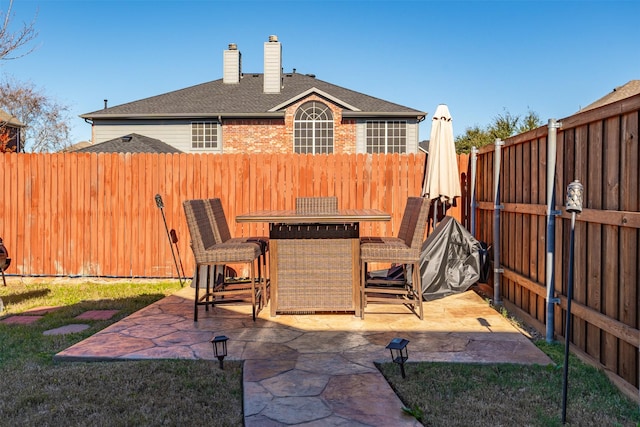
top-left (191, 122), bottom-right (218, 149)
top-left (294, 101), bottom-right (334, 154)
top-left (365, 121), bottom-right (407, 153)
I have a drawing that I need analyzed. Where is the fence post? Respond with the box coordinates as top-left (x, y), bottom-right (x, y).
top-left (545, 118), bottom-right (562, 343)
top-left (470, 146), bottom-right (478, 236)
top-left (493, 139), bottom-right (504, 305)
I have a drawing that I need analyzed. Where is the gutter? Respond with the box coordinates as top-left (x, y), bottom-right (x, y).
top-left (80, 112), bottom-right (285, 120)
top-left (81, 111), bottom-right (428, 121)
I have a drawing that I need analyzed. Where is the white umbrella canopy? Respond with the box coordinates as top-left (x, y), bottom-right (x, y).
top-left (422, 104), bottom-right (461, 229)
top-left (422, 104), bottom-right (461, 203)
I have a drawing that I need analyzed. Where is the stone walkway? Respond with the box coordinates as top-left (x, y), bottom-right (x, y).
top-left (0, 307), bottom-right (120, 335)
top-left (54, 287), bottom-right (553, 426)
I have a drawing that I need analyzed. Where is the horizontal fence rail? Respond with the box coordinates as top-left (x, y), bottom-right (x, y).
top-left (474, 94), bottom-right (640, 398)
top-left (0, 152), bottom-right (469, 279)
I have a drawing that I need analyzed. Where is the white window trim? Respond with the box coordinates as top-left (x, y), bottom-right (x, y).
top-left (365, 120), bottom-right (408, 153)
top-left (191, 121), bottom-right (221, 151)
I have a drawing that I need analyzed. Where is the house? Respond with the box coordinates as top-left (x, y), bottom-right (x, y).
top-left (579, 80), bottom-right (640, 112)
top-left (59, 140), bottom-right (93, 152)
top-left (73, 133), bottom-right (182, 154)
top-left (80, 35), bottom-right (426, 155)
top-left (0, 109), bottom-right (25, 153)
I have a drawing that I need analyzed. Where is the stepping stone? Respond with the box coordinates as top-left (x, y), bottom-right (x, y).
top-left (75, 310), bottom-right (119, 321)
top-left (0, 315), bottom-right (43, 325)
top-left (44, 324), bottom-right (90, 336)
top-left (24, 306), bottom-right (63, 315)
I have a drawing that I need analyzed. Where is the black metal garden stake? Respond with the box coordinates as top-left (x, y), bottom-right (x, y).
top-left (561, 180), bottom-right (583, 424)
top-left (155, 194), bottom-right (184, 286)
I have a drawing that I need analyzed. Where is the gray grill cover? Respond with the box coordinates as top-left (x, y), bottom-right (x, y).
top-left (420, 216), bottom-right (481, 301)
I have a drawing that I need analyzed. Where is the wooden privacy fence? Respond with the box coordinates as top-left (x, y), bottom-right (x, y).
top-left (0, 152), bottom-right (468, 279)
top-left (473, 94), bottom-right (639, 397)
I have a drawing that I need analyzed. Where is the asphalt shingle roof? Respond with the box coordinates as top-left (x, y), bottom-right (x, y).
top-left (579, 80), bottom-right (640, 112)
top-left (0, 109), bottom-right (25, 127)
top-left (81, 73), bottom-right (425, 119)
top-left (75, 133), bottom-right (182, 154)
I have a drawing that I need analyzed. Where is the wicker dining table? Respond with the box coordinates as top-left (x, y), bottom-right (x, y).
top-left (236, 209), bottom-right (391, 316)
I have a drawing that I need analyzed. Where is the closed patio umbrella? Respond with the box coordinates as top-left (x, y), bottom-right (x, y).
top-left (422, 104), bottom-right (461, 227)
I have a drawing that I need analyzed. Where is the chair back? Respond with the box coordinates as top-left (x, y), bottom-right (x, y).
top-left (295, 196), bottom-right (338, 214)
top-left (397, 197), bottom-right (430, 249)
top-left (207, 198), bottom-right (233, 243)
top-left (182, 199), bottom-right (217, 261)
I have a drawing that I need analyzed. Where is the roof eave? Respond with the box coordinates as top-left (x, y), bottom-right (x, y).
top-left (342, 111), bottom-right (427, 120)
top-left (80, 112), bottom-right (286, 120)
top-left (268, 87), bottom-right (362, 112)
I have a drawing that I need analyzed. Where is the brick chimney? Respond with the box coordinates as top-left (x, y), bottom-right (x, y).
top-left (263, 35), bottom-right (281, 94)
top-left (223, 43), bottom-right (241, 84)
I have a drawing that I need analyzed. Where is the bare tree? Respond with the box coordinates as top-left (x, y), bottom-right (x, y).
top-left (0, 0), bottom-right (38, 61)
top-left (0, 78), bottom-right (71, 152)
top-left (0, 2), bottom-right (70, 152)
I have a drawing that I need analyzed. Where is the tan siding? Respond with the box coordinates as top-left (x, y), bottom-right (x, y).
top-left (93, 120), bottom-right (194, 151)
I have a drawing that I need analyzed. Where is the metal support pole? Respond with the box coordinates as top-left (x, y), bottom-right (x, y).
top-left (561, 180), bottom-right (583, 424)
top-left (470, 146), bottom-right (478, 236)
top-left (432, 199), bottom-right (439, 230)
top-left (546, 119), bottom-right (562, 343)
top-left (493, 138), bottom-right (504, 305)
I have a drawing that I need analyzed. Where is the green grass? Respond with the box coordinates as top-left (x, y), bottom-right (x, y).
top-left (0, 279), bottom-right (244, 426)
top-left (379, 341), bottom-right (640, 426)
top-left (1, 280), bottom-right (638, 426)
top-left (0, 280), bottom-right (183, 367)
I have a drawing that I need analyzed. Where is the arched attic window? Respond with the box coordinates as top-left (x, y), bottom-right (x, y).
top-left (293, 101), bottom-right (334, 154)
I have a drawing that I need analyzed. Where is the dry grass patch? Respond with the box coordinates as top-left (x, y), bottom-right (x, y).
top-left (0, 360), bottom-right (243, 426)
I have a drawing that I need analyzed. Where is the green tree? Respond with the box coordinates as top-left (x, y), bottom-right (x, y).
top-left (455, 109), bottom-right (543, 154)
top-left (517, 110), bottom-right (543, 134)
top-left (453, 125), bottom-right (492, 155)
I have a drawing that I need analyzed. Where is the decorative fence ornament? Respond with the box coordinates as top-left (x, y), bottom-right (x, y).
top-left (566, 180), bottom-right (584, 214)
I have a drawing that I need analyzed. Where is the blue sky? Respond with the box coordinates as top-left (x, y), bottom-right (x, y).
top-left (2, 0), bottom-right (639, 146)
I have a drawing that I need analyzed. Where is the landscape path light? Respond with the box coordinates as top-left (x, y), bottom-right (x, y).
top-left (211, 335), bottom-right (229, 369)
top-left (386, 337), bottom-right (409, 378)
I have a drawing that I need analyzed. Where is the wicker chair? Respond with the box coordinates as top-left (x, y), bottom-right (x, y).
top-left (359, 197), bottom-right (430, 319)
top-left (295, 196), bottom-right (338, 214)
top-left (207, 198), bottom-right (269, 306)
top-left (183, 199), bottom-right (263, 322)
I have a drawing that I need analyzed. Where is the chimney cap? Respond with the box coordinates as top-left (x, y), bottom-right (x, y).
top-left (228, 43), bottom-right (237, 50)
top-left (268, 35), bottom-right (278, 42)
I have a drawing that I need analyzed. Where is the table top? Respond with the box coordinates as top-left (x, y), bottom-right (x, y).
top-left (236, 209), bottom-right (391, 224)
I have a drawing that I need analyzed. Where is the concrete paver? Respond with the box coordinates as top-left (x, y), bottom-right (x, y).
top-left (0, 315), bottom-right (43, 325)
top-left (55, 286), bottom-right (553, 426)
top-left (75, 310), bottom-right (119, 320)
top-left (44, 323), bottom-right (90, 335)
top-left (23, 306), bottom-right (63, 315)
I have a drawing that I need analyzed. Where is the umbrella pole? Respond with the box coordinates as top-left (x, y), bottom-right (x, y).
top-left (433, 199), bottom-right (438, 229)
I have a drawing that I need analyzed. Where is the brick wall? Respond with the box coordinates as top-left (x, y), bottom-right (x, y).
top-left (222, 94), bottom-right (357, 154)
top-left (222, 118), bottom-right (288, 153)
